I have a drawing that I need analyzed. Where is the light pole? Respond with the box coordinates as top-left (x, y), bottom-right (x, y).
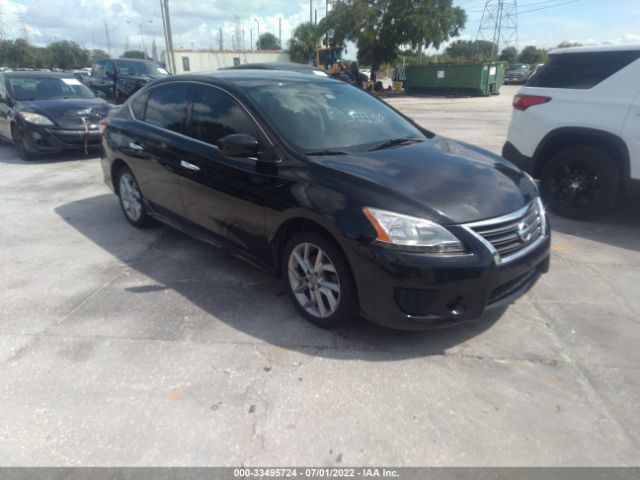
top-left (254, 18), bottom-right (260, 50)
top-left (127, 20), bottom-right (153, 58)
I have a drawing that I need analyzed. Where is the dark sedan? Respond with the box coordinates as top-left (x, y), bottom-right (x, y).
top-left (0, 71), bottom-right (111, 160)
top-left (504, 63), bottom-right (532, 84)
top-left (101, 70), bottom-right (550, 330)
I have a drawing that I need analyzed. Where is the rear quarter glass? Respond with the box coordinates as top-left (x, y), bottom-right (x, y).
top-left (527, 50), bottom-right (640, 89)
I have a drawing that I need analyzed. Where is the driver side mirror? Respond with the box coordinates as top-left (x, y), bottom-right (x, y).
top-left (95, 90), bottom-right (106, 99)
top-left (217, 133), bottom-right (259, 158)
top-left (105, 69), bottom-right (115, 79)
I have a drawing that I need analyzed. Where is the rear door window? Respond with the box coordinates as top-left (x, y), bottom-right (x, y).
top-left (527, 50), bottom-right (640, 89)
top-left (144, 83), bottom-right (190, 134)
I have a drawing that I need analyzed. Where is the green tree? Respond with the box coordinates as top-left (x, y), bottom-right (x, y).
top-left (445, 40), bottom-right (497, 61)
top-left (320, 0), bottom-right (466, 80)
top-left (257, 32), bottom-right (281, 50)
top-left (120, 50), bottom-right (149, 60)
top-left (518, 45), bottom-right (547, 65)
top-left (46, 41), bottom-right (90, 69)
top-left (288, 22), bottom-right (322, 64)
top-left (499, 46), bottom-right (518, 64)
top-left (90, 49), bottom-right (110, 63)
top-left (556, 41), bottom-right (582, 48)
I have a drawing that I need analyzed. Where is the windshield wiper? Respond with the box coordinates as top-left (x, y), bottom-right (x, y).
top-left (305, 149), bottom-right (349, 156)
top-left (368, 137), bottom-right (423, 152)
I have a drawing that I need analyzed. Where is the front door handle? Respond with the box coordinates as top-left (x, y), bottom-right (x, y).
top-left (129, 142), bottom-right (143, 151)
top-left (180, 160), bottom-right (200, 171)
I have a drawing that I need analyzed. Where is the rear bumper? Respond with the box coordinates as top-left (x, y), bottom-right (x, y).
top-left (502, 141), bottom-right (536, 176)
top-left (344, 229), bottom-right (550, 330)
top-left (20, 123), bottom-right (101, 153)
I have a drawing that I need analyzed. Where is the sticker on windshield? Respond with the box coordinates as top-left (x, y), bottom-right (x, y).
top-left (62, 78), bottom-right (82, 86)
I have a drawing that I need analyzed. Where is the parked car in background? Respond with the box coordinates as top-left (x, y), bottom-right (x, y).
top-left (100, 70), bottom-right (550, 330)
top-left (85, 58), bottom-right (169, 104)
top-left (72, 70), bottom-right (91, 84)
top-left (503, 44), bottom-right (640, 219)
top-left (0, 71), bottom-right (111, 160)
top-left (504, 63), bottom-right (532, 84)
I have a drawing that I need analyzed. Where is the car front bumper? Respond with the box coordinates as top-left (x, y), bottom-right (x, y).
top-left (502, 141), bottom-right (536, 176)
top-left (343, 225), bottom-right (550, 330)
top-left (20, 123), bottom-right (102, 154)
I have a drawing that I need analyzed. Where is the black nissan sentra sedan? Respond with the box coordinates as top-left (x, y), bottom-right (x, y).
top-left (0, 71), bottom-right (111, 160)
top-left (100, 70), bottom-right (550, 330)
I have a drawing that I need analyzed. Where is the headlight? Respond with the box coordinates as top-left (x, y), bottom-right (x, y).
top-left (363, 207), bottom-right (465, 253)
top-left (18, 112), bottom-right (55, 126)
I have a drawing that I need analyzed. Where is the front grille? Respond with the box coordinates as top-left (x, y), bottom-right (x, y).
top-left (467, 200), bottom-right (545, 263)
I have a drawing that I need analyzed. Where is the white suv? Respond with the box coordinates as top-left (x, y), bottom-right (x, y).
top-left (503, 44), bottom-right (640, 219)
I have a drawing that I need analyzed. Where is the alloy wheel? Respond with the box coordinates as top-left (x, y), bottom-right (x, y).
top-left (550, 161), bottom-right (600, 209)
top-left (288, 242), bottom-right (341, 318)
top-left (119, 172), bottom-right (143, 221)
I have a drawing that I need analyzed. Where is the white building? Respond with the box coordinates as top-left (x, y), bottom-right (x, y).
top-left (169, 49), bottom-right (291, 74)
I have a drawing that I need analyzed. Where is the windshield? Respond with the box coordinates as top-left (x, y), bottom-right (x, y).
top-left (246, 82), bottom-right (426, 152)
top-left (8, 76), bottom-right (96, 101)
top-left (115, 60), bottom-right (168, 76)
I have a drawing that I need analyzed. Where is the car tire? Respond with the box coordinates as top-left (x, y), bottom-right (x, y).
top-left (12, 125), bottom-right (34, 161)
top-left (282, 231), bottom-right (358, 329)
top-left (540, 145), bottom-right (620, 220)
top-left (116, 165), bottom-right (153, 228)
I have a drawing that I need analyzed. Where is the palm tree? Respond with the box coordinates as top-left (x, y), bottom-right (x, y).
top-left (288, 22), bottom-right (322, 64)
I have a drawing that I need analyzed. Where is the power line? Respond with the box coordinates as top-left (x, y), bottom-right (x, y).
top-left (519, 0), bottom-right (580, 14)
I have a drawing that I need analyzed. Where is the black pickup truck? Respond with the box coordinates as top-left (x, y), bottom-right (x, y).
top-left (85, 58), bottom-right (169, 104)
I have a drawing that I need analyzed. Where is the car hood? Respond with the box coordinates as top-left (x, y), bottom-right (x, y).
top-left (308, 136), bottom-right (538, 225)
top-left (16, 98), bottom-right (112, 129)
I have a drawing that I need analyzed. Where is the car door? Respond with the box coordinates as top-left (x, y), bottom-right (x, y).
top-left (124, 82), bottom-right (191, 217)
top-left (0, 74), bottom-right (10, 139)
top-left (178, 83), bottom-right (277, 259)
top-left (622, 89), bottom-right (640, 181)
top-left (88, 60), bottom-right (116, 101)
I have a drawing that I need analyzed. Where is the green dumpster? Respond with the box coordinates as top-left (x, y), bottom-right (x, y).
top-left (405, 62), bottom-right (505, 96)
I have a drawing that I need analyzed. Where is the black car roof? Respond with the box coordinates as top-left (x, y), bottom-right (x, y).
top-left (161, 69), bottom-right (336, 89)
top-left (227, 62), bottom-right (322, 73)
top-left (3, 71), bottom-right (76, 78)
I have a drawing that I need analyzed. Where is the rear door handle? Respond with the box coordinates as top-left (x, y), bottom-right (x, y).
top-left (180, 160), bottom-right (200, 171)
top-left (129, 142), bottom-right (143, 151)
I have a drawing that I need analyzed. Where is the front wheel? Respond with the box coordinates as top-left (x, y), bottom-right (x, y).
top-left (283, 231), bottom-right (357, 329)
top-left (12, 126), bottom-right (34, 161)
top-left (540, 146), bottom-right (620, 220)
top-left (116, 166), bottom-right (153, 228)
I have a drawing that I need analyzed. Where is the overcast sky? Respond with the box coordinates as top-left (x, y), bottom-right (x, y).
top-left (0, 0), bottom-right (638, 57)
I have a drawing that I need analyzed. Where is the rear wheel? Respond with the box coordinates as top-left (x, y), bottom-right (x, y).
top-left (116, 166), bottom-right (153, 228)
top-left (540, 145), bottom-right (620, 220)
top-left (282, 231), bottom-right (357, 329)
top-left (12, 125), bottom-right (34, 161)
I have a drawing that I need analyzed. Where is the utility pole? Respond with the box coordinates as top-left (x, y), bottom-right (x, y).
top-left (104, 20), bottom-right (112, 56)
top-left (476, 0), bottom-right (518, 60)
top-left (160, 0), bottom-right (176, 73)
top-left (309, 0), bottom-right (313, 23)
top-left (254, 19), bottom-right (260, 50)
top-left (232, 15), bottom-right (242, 51)
top-left (315, 9), bottom-right (317, 24)
top-left (0, 8), bottom-right (6, 41)
top-left (278, 17), bottom-right (282, 48)
top-left (250, 28), bottom-right (253, 51)
top-left (17, 12), bottom-right (29, 42)
top-left (219, 27), bottom-right (223, 51)
top-left (151, 39), bottom-right (158, 62)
